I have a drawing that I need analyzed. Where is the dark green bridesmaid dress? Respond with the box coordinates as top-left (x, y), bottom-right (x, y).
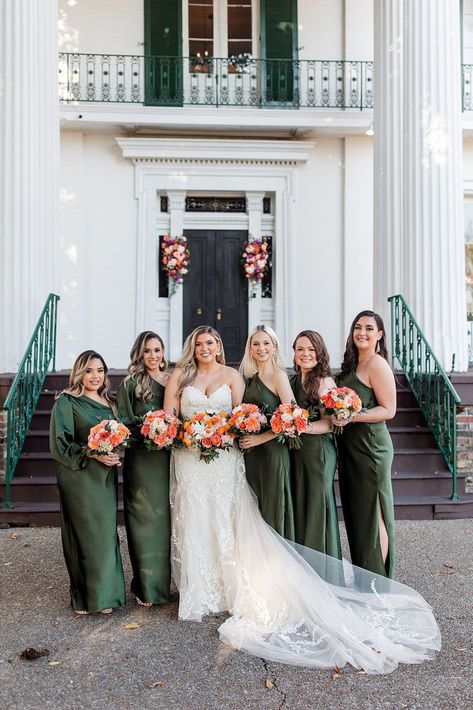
top-left (336, 370), bottom-right (396, 578)
top-left (243, 374), bottom-right (295, 540)
top-left (116, 378), bottom-right (170, 605)
top-left (290, 374), bottom-right (341, 559)
top-left (49, 394), bottom-right (125, 612)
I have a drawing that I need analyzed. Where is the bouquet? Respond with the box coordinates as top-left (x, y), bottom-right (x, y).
top-left (270, 403), bottom-right (310, 450)
top-left (242, 238), bottom-right (269, 288)
top-left (140, 409), bottom-right (181, 451)
top-left (161, 234), bottom-right (190, 296)
top-left (320, 386), bottom-right (363, 435)
top-left (228, 403), bottom-right (268, 436)
top-left (180, 410), bottom-right (235, 463)
top-left (87, 419), bottom-right (131, 456)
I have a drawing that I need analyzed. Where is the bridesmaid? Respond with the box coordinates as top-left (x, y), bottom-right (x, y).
top-left (116, 331), bottom-right (171, 607)
top-left (290, 331), bottom-right (341, 559)
top-left (336, 310), bottom-right (396, 578)
top-left (239, 325), bottom-right (295, 540)
top-left (49, 350), bottom-right (125, 615)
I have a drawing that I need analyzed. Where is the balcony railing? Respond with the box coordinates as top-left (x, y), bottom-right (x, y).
top-left (58, 54), bottom-right (374, 109)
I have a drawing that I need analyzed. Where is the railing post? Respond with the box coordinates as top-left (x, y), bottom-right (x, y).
top-left (2, 293), bottom-right (60, 509)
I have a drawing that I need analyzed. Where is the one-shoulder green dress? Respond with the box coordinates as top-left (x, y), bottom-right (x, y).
top-left (49, 394), bottom-right (125, 612)
top-left (243, 374), bottom-right (294, 540)
top-left (336, 370), bottom-right (396, 578)
top-left (116, 378), bottom-right (171, 605)
top-left (290, 374), bottom-right (341, 559)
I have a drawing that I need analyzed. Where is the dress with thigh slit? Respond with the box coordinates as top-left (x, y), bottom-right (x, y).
top-left (336, 370), bottom-right (396, 578)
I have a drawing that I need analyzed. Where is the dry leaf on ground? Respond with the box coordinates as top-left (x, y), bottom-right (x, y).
top-left (264, 679), bottom-right (274, 690)
top-left (9, 532), bottom-right (19, 539)
top-left (331, 672), bottom-right (341, 680)
top-left (124, 622), bottom-right (141, 630)
top-left (149, 680), bottom-right (166, 688)
top-left (454, 647), bottom-right (467, 652)
top-left (49, 661), bottom-right (62, 666)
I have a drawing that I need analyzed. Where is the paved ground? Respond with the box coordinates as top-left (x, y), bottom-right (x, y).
top-left (0, 520), bottom-right (472, 710)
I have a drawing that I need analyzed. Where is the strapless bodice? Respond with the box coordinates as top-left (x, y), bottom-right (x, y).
top-left (180, 384), bottom-right (232, 418)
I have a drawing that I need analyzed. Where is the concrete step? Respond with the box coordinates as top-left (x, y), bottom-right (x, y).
top-left (389, 407), bottom-right (428, 427)
top-left (388, 427), bottom-right (436, 448)
top-left (392, 447), bottom-right (446, 472)
top-left (1, 474), bottom-right (124, 504)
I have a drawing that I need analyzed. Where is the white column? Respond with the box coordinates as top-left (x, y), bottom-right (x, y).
top-left (167, 190), bottom-right (186, 362)
top-left (245, 191), bottom-right (266, 331)
top-left (0, 1), bottom-right (59, 372)
top-left (373, 0), bottom-right (404, 329)
top-left (403, 0), bottom-right (467, 371)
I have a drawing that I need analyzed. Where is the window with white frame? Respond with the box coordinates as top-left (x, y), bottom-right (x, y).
top-left (186, 0), bottom-right (255, 60)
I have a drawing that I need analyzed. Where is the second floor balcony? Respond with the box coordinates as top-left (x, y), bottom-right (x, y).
top-left (58, 54), bottom-right (375, 111)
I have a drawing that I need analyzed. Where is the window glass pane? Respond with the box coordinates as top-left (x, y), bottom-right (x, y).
top-left (228, 40), bottom-right (252, 56)
top-left (228, 6), bottom-right (252, 40)
top-left (189, 40), bottom-right (214, 58)
top-left (189, 6), bottom-right (213, 38)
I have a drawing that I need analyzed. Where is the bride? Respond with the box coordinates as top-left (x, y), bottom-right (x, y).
top-left (164, 326), bottom-right (440, 675)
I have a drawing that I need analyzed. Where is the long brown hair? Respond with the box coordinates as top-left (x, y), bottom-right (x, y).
top-left (338, 310), bottom-right (389, 383)
top-left (60, 350), bottom-right (115, 405)
top-left (292, 330), bottom-right (331, 404)
top-left (176, 326), bottom-right (225, 395)
top-left (125, 331), bottom-right (167, 402)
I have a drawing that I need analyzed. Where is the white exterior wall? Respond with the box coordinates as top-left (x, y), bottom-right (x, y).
top-left (59, 0), bottom-right (142, 53)
top-left (58, 131), bottom-right (137, 368)
top-left (58, 131), bottom-right (373, 368)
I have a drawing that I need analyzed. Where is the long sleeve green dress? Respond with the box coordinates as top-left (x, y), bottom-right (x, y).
top-left (290, 374), bottom-right (341, 559)
top-left (49, 394), bottom-right (125, 612)
top-left (116, 378), bottom-right (170, 605)
top-left (243, 374), bottom-right (294, 540)
top-left (336, 371), bottom-right (396, 578)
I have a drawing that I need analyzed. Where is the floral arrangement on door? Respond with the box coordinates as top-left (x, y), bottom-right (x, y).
top-left (241, 236), bottom-right (270, 294)
top-left (161, 234), bottom-right (190, 296)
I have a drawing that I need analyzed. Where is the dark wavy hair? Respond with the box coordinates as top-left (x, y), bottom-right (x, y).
top-left (125, 330), bottom-right (167, 402)
top-left (292, 330), bottom-right (331, 404)
top-left (338, 310), bottom-right (389, 383)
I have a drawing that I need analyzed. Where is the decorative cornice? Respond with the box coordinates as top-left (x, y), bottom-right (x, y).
top-left (116, 137), bottom-right (315, 165)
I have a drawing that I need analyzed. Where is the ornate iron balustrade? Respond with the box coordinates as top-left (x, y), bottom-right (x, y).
top-left (58, 54), bottom-right (374, 109)
top-left (389, 294), bottom-right (461, 500)
top-left (2, 294), bottom-right (60, 509)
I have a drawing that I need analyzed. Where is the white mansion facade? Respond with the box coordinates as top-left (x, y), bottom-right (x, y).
top-left (1, 0), bottom-right (472, 370)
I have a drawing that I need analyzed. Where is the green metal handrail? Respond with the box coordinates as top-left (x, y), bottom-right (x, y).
top-left (388, 294), bottom-right (461, 500)
top-left (2, 293), bottom-right (60, 509)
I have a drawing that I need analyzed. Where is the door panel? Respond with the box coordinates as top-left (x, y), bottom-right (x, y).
top-left (183, 230), bottom-right (248, 363)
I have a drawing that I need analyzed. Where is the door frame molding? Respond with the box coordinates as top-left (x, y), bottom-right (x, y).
top-left (117, 137), bottom-right (314, 363)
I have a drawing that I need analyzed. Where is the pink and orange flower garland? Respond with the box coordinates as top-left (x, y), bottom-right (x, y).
top-left (242, 237), bottom-right (270, 292)
top-left (161, 234), bottom-right (190, 296)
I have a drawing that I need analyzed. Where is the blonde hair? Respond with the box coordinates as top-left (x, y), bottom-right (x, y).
top-left (125, 331), bottom-right (167, 402)
top-left (59, 350), bottom-right (115, 406)
top-left (176, 326), bottom-right (225, 395)
top-left (239, 325), bottom-right (285, 379)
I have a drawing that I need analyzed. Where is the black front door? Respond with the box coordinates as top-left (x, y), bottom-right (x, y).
top-left (183, 230), bottom-right (248, 363)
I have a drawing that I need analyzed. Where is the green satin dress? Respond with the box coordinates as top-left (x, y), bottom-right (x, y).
top-left (49, 394), bottom-right (125, 612)
top-left (290, 374), bottom-right (341, 559)
top-left (243, 374), bottom-right (294, 540)
top-left (116, 378), bottom-right (170, 605)
top-left (336, 370), bottom-right (396, 578)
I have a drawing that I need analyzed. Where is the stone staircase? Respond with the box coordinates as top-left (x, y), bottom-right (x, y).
top-left (1, 371), bottom-right (473, 526)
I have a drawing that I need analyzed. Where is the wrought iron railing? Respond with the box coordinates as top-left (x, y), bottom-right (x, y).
top-left (2, 294), bottom-right (60, 509)
top-left (58, 54), bottom-right (374, 109)
top-left (389, 294), bottom-right (461, 500)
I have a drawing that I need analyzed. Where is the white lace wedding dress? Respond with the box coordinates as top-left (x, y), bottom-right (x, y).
top-left (170, 384), bottom-right (440, 674)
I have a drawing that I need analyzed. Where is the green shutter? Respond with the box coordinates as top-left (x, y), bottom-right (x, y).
top-left (260, 0), bottom-right (298, 105)
top-left (144, 0), bottom-right (182, 106)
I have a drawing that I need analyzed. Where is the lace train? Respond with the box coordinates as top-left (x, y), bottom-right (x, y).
top-left (170, 385), bottom-right (440, 674)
